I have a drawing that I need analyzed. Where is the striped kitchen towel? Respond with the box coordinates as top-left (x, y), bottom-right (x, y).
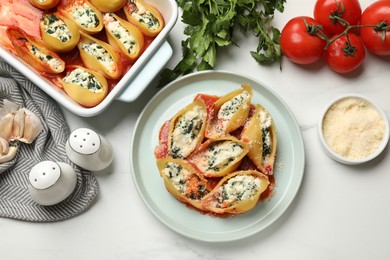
top-left (0, 61), bottom-right (98, 222)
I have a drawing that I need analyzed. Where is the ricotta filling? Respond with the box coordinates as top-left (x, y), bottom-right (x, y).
top-left (214, 175), bottom-right (261, 208)
top-left (72, 3), bottom-right (100, 29)
top-left (63, 68), bottom-right (103, 93)
top-left (128, 0), bottom-right (160, 30)
top-left (218, 91), bottom-right (250, 129)
top-left (80, 43), bottom-right (115, 73)
top-left (42, 14), bottom-right (72, 43)
top-left (196, 140), bottom-right (244, 173)
top-left (26, 42), bottom-right (63, 71)
top-left (170, 105), bottom-right (205, 159)
top-left (259, 109), bottom-right (272, 157)
top-left (104, 13), bottom-right (137, 54)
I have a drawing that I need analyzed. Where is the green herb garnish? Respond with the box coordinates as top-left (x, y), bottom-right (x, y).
top-left (158, 0), bottom-right (286, 86)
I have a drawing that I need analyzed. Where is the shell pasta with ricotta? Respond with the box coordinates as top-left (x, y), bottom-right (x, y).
top-left (154, 84), bottom-right (278, 216)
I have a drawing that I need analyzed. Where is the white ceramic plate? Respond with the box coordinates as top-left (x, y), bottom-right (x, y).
top-left (130, 71), bottom-right (305, 242)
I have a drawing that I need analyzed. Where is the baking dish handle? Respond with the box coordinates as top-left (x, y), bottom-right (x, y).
top-left (116, 40), bottom-right (173, 102)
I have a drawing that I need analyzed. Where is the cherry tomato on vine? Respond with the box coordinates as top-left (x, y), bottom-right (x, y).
top-left (360, 0), bottom-right (390, 56)
top-left (280, 16), bottom-right (327, 65)
top-left (314, 0), bottom-right (362, 36)
top-left (326, 33), bottom-right (365, 73)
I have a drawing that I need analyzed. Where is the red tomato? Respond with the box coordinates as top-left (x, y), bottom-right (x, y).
top-left (280, 16), bottom-right (327, 65)
top-left (360, 0), bottom-right (390, 56)
top-left (326, 33), bottom-right (366, 73)
top-left (314, 0), bottom-right (362, 36)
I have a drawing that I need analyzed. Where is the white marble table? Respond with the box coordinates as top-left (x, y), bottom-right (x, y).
top-left (2, 0), bottom-right (390, 259)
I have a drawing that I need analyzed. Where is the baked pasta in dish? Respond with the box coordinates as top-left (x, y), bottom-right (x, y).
top-left (2, 0), bottom-right (165, 108)
top-left (155, 84), bottom-right (278, 216)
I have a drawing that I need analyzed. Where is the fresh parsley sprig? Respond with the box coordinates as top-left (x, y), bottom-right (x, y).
top-left (158, 0), bottom-right (286, 87)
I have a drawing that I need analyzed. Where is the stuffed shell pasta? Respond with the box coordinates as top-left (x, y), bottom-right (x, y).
top-left (187, 136), bottom-right (249, 178)
top-left (123, 0), bottom-right (164, 37)
top-left (206, 84), bottom-right (253, 138)
top-left (40, 12), bottom-right (80, 53)
top-left (241, 104), bottom-right (277, 175)
top-left (201, 171), bottom-right (269, 214)
top-left (59, 65), bottom-right (108, 107)
top-left (167, 99), bottom-right (207, 159)
top-left (58, 0), bottom-right (104, 34)
top-left (155, 84), bottom-right (277, 216)
top-left (103, 13), bottom-right (144, 62)
top-left (78, 32), bottom-right (121, 79)
top-left (6, 27), bottom-right (65, 74)
top-left (157, 158), bottom-right (211, 210)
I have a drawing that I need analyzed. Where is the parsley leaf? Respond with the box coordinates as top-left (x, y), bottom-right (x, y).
top-left (159, 0), bottom-right (286, 87)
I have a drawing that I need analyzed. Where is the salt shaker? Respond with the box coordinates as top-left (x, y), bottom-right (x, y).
top-left (65, 128), bottom-right (113, 171)
top-left (28, 161), bottom-right (77, 206)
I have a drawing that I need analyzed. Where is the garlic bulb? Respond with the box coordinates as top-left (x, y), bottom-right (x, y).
top-left (0, 99), bottom-right (43, 144)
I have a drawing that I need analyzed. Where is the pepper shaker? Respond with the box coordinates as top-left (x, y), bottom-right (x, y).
top-left (65, 128), bottom-right (113, 171)
top-left (28, 161), bottom-right (77, 206)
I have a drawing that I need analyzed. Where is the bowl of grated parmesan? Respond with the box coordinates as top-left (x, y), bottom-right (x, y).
top-left (319, 94), bottom-right (389, 165)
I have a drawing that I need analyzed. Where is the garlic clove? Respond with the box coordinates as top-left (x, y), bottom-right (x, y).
top-left (0, 145), bottom-right (17, 164)
top-left (0, 137), bottom-right (9, 155)
top-left (10, 108), bottom-right (25, 141)
top-left (0, 112), bottom-right (15, 140)
top-left (20, 109), bottom-right (43, 144)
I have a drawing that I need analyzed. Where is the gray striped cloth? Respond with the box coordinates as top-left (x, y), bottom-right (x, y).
top-left (0, 61), bottom-right (98, 222)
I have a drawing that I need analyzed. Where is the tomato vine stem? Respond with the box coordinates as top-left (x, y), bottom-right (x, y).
top-left (307, 15), bottom-right (390, 53)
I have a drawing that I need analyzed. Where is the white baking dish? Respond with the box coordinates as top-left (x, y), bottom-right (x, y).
top-left (0, 0), bottom-right (178, 117)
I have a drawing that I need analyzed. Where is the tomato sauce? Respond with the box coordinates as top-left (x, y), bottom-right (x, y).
top-left (154, 119), bottom-right (170, 159)
top-left (0, 0), bottom-right (155, 94)
top-left (194, 93), bottom-right (219, 114)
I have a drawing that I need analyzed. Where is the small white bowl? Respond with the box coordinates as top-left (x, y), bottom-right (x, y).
top-left (319, 94), bottom-right (389, 165)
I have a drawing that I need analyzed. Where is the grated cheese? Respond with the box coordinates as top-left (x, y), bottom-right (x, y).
top-left (322, 97), bottom-right (385, 160)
